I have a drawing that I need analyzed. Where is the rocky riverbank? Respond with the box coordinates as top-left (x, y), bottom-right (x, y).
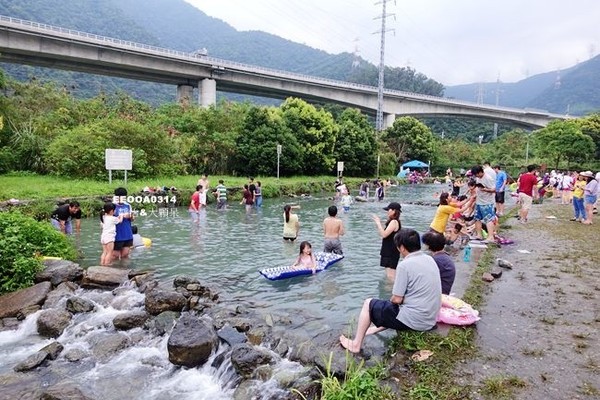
top-left (0, 258), bottom-right (386, 400)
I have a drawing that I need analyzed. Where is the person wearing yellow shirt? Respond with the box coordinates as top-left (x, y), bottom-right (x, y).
top-left (571, 173), bottom-right (587, 222)
top-left (429, 192), bottom-right (475, 234)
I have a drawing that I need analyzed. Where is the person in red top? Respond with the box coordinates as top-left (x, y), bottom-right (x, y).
top-left (517, 165), bottom-right (538, 223)
top-left (188, 185), bottom-right (201, 223)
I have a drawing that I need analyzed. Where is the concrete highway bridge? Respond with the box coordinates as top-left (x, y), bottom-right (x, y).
top-left (0, 15), bottom-right (567, 128)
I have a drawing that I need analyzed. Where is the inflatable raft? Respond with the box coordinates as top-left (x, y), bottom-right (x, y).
top-left (259, 251), bottom-right (344, 281)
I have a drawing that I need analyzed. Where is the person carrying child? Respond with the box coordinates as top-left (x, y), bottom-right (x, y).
top-left (100, 202), bottom-right (123, 266)
top-left (291, 241), bottom-right (317, 274)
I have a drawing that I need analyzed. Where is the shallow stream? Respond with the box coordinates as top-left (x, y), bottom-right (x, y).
top-left (1, 184), bottom-right (447, 399)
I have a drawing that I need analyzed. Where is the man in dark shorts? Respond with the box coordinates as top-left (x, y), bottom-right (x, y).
top-left (50, 201), bottom-right (81, 234)
top-left (340, 228), bottom-right (441, 353)
top-left (113, 187), bottom-right (134, 260)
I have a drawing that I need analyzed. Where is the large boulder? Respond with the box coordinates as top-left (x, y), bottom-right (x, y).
top-left (113, 311), bottom-right (150, 330)
top-left (37, 309), bottom-right (72, 338)
top-left (81, 266), bottom-right (130, 289)
top-left (39, 341), bottom-right (65, 360)
top-left (145, 311), bottom-right (180, 336)
top-left (35, 260), bottom-right (84, 286)
top-left (13, 351), bottom-right (49, 372)
top-left (230, 343), bottom-right (274, 379)
top-left (66, 296), bottom-right (95, 313)
top-left (88, 332), bottom-right (131, 361)
top-left (43, 281), bottom-right (78, 309)
top-left (167, 313), bottom-right (219, 367)
top-left (217, 324), bottom-right (248, 346)
top-left (41, 381), bottom-right (93, 400)
top-left (173, 275), bottom-right (200, 289)
top-left (0, 281), bottom-right (52, 318)
top-left (145, 289), bottom-right (187, 315)
top-left (13, 341), bottom-right (65, 372)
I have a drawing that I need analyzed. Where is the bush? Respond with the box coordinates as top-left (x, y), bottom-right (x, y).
top-left (0, 211), bottom-right (78, 293)
top-left (43, 117), bottom-right (184, 179)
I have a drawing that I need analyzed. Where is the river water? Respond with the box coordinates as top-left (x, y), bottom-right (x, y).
top-left (78, 184), bottom-right (440, 327)
top-left (0, 184), bottom-right (445, 399)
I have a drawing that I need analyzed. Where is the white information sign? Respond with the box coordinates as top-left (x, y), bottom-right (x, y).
top-left (105, 149), bottom-right (133, 184)
top-left (337, 161), bottom-right (344, 177)
top-left (105, 149), bottom-right (133, 170)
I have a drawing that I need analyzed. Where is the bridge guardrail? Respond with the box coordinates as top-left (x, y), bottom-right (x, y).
top-left (0, 15), bottom-right (563, 119)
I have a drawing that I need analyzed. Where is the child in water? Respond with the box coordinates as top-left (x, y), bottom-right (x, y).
top-left (340, 192), bottom-right (353, 213)
top-left (291, 241), bottom-right (317, 273)
top-left (100, 202), bottom-right (123, 266)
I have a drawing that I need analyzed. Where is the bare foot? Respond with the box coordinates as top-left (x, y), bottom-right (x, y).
top-left (366, 326), bottom-right (385, 336)
top-left (339, 335), bottom-right (360, 353)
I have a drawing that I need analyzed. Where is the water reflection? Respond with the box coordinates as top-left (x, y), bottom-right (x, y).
top-left (76, 184), bottom-right (440, 328)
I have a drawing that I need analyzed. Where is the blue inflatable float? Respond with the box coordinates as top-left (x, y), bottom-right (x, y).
top-left (259, 251), bottom-right (344, 281)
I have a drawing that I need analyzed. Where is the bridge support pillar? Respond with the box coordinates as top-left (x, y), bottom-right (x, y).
top-left (384, 113), bottom-right (396, 128)
top-left (199, 78), bottom-right (217, 108)
top-left (176, 84), bottom-right (194, 105)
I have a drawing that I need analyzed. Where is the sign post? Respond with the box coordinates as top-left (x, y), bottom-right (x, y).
top-left (105, 149), bottom-right (133, 185)
top-left (276, 144), bottom-right (282, 179)
top-left (337, 161), bottom-right (344, 178)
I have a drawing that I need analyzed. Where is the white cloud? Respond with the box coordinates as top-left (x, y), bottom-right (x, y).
top-left (186, 0), bottom-right (600, 86)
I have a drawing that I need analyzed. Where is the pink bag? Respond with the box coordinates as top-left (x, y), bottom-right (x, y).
top-left (437, 294), bottom-right (480, 326)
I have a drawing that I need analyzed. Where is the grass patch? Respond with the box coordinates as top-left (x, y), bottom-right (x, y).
top-left (318, 352), bottom-right (393, 400)
top-left (578, 382), bottom-right (599, 396)
top-left (0, 173), bottom-right (361, 218)
top-left (581, 357), bottom-right (599, 372)
top-left (539, 316), bottom-right (557, 325)
top-left (521, 348), bottom-right (545, 357)
top-left (0, 173), bottom-right (359, 201)
top-left (572, 332), bottom-right (590, 339)
top-left (480, 375), bottom-right (527, 399)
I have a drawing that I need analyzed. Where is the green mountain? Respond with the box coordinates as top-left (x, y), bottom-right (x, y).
top-left (445, 56), bottom-right (600, 116)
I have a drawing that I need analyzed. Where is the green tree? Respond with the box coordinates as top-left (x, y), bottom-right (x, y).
top-left (279, 98), bottom-right (338, 175)
top-left (382, 116), bottom-right (436, 165)
top-left (1, 79), bottom-right (76, 172)
top-left (576, 113), bottom-right (600, 159)
top-left (482, 129), bottom-right (530, 167)
top-left (334, 108), bottom-right (377, 176)
top-left (232, 106), bottom-right (302, 176)
top-left (153, 101), bottom-right (247, 175)
top-left (533, 120), bottom-right (595, 169)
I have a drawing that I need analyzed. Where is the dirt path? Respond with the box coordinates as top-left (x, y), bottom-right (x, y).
top-left (460, 199), bottom-right (600, 399)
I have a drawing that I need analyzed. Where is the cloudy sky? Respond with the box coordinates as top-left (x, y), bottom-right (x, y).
top-left (186, 0), bottom-right (599, 86)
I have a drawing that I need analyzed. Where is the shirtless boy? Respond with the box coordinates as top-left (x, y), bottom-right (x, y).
top-left (323, 205), bottom-right (345, 255)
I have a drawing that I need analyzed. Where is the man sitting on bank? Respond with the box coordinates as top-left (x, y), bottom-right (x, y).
top-left (339, 228), bottom-right (441, 353)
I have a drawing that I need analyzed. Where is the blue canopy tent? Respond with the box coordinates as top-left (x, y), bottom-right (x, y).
top-left (402, 160), bottom-right (429, 168)
top-left (397, 160), bottom-right (429, 177)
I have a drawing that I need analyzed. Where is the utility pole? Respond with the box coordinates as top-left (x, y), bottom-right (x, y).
top-left (374, 0), bottom-right (394, 132)
top-left (374, 0), bottom-right (394, 177)
top-left (475, 83), bottom-right (485, 104)
top-left (493, 76), bottom-right (503, 139)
